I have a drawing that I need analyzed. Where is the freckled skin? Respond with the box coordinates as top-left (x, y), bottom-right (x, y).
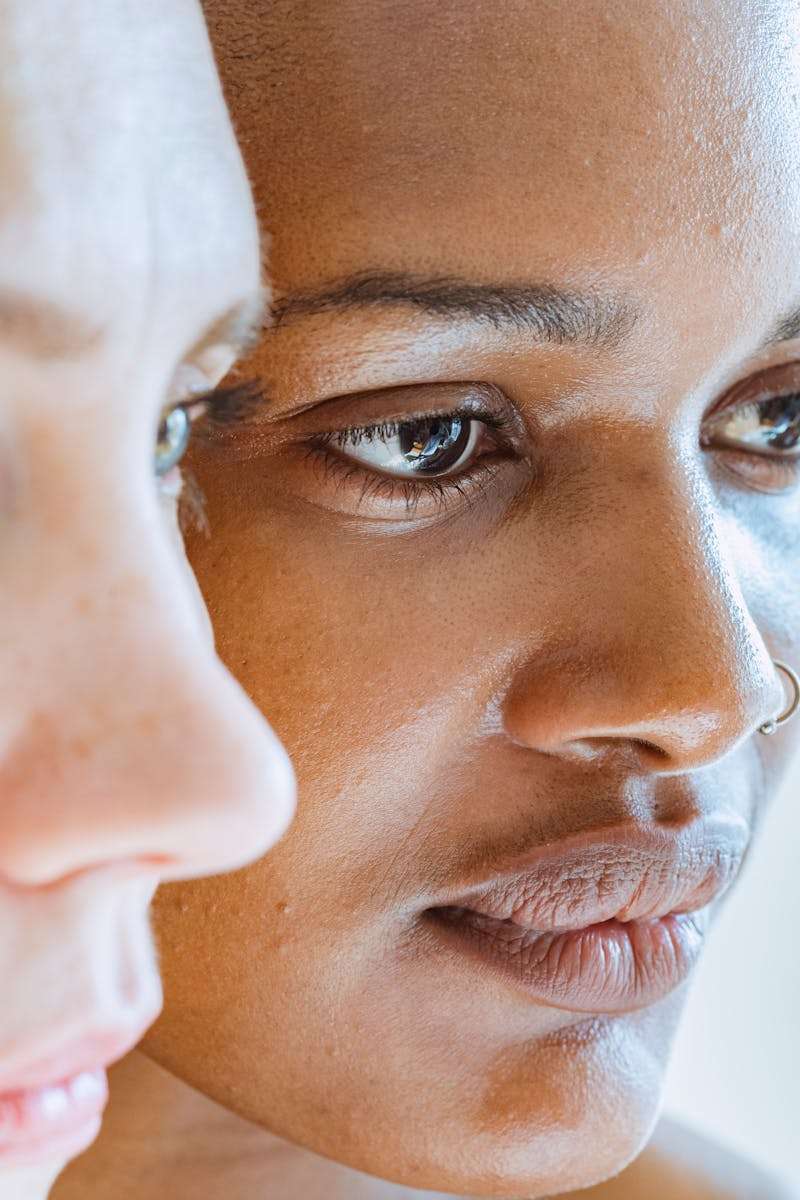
top-left (144, 2), bottom-right (800, 1196)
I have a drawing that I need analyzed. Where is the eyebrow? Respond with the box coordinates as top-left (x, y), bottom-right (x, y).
top-left (272, 271), bottom-right (638, 349)
top-left (0, 288), bottom-right (269, 363)
top-left (763, 302), bottom-right (800, 349)
top-left (273, 271), bottom-right (800, 359)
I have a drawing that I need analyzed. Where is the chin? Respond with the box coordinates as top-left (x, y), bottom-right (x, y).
top-left (313, 1012), bottom-right (668, 1199)
top-left (149, 1004), bottom-right (675, 1200)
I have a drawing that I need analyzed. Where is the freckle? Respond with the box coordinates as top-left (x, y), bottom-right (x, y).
top-left (707, 222), bottom-right (722, 238)
top-left (74, 594), bottom-right (93, 616)
top-left (275, 900), bottom-right (292, 915)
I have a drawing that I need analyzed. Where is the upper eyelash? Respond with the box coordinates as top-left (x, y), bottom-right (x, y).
top-left (180, 379), bottom-right (267, 431)
top-left (306, 410), bottom-right (511, 514)
top-left (317, 408), bottom-right (511, 449)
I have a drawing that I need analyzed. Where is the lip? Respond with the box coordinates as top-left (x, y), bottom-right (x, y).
top-left (0, 1016), bottom-right (156, 1166)
top-left (425, 816), bottom-right (748, 1013)
top-left (0, 1069), bottom-right (108, 1166)
top-left (428, 905), bottom-right (711, 1012)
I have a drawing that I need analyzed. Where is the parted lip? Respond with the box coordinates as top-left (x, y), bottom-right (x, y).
top-left (430, 815), bottom-right (750, 932)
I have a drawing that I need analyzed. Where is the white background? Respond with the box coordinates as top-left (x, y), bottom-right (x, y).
top-left (664, 751), bottom-right (800, 1187)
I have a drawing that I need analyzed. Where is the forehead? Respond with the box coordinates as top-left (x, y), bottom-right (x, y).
top-left (211, 0), bottom-right (800, 333)
top-left (0, 0), bottom-right (259, 362)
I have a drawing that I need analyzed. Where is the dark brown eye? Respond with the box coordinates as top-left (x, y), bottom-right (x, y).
top-left (702, 393), bottom-right (800, 457)
top-left (333, 415), bottom-right (481, 478)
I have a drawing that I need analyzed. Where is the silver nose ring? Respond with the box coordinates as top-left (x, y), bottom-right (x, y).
top-left (759, 660), bottom-right (800, 736)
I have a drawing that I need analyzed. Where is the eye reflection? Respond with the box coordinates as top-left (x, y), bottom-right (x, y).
top-left (333, 415), bottom-right (481, 478)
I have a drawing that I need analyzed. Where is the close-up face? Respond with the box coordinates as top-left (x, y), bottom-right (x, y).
top-left (0, 0), bottom-right (294, 1177)
top-left (148, 1), bottom-right (800, 1195)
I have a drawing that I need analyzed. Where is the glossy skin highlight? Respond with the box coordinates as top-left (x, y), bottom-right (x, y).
top-left (0, 0), bottom-right (294, 1190)
top-left (131, 1), bottom-right (799, 1196)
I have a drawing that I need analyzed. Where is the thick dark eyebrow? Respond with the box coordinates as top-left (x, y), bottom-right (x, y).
top-left (763, 301), bottom-right (800, 349)
top-left (272, 271), bottom-right (637, 350)
top-left (273, 276), bottom-right (800, 360)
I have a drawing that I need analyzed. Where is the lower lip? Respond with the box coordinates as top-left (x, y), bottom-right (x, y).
top-left (427, 905), bottom-right (710, 1014)
top-left (0, 1069), bottom-right (108, 1167)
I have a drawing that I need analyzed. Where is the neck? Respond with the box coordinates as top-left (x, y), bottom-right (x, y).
top-left (48, 1051), bottom-right (451, 1200)
top-left (49, 1049), bottom-right (659, 1200)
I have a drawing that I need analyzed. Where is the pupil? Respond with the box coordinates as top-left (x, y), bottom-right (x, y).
top-left (767, 395), bottom-right (800, 450)
top-left (398, 417), bottom-right (467, 474)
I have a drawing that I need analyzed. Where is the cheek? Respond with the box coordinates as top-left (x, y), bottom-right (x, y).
top-left (165, 471), bottom-right (702, 1192)
top-left (149, 851), bottom-right (685, 1196)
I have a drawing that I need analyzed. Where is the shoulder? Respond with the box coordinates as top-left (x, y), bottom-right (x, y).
top-left (572, 1116), bottom-right (797, 1200)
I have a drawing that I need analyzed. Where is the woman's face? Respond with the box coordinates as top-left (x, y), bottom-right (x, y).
top-left (0, 0), bottom-right (294, 1174)
top-left (148, 1), bottom-right (800, 1195)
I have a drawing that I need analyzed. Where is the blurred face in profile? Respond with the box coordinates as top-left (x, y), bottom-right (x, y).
top-left (142, 1), bottom-right (800, 1196)
top-left (0, 0), bottom-right (294, 1182)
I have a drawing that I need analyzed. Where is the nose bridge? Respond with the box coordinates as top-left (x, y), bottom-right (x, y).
top-left (504, 448), bottom-right (776, 768)
top-left (0, 465), bottom-right (294, 887)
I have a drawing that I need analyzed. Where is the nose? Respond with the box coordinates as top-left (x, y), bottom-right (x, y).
top-left (501, 449), bottom-right (783, 772)
top-left (0, 452), bottom-right (295, 887)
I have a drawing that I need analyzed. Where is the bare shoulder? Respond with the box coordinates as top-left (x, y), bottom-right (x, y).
top-left (569, 1115), bottom-right (798, 1200)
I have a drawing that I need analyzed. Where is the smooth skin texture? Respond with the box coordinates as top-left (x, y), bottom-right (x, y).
top-left (59, 1), bottom-right (800, 1197)
top-left (0, 2), bottom-right (294, 1196)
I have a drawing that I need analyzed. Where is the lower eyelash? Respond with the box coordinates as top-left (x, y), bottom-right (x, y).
top-left (302, 442), bottom-right (501, 516)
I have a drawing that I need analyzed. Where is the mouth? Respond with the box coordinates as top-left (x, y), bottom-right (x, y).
top-left (426, 904), bottom-right (711, 1013)
top-left (0, 1069), bottom-right (108, 1167)
top-left (424, 817), bottom-right (747, 1014)
top-left (0, 1018), bottom-right (157, 1167)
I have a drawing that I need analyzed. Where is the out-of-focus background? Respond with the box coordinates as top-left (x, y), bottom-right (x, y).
top-left (664, 752), bottom-right (799, 1188)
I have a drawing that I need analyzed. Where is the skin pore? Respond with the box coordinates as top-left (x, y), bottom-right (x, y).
top-left (57, 1), bottom-right (799, 1197)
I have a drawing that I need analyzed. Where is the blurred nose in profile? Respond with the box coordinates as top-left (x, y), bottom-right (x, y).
top-left (0, 475), bottom-right (295, 887)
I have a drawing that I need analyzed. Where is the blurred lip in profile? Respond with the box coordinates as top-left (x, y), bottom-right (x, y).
top-left (0, 1069), bottom-right (108, 1166)
top-left (0, 1021), bottom-right (155, 1166)
top-left (426, 817), bottom-right (748, 1013)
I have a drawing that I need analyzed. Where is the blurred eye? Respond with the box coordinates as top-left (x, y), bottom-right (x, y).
top-left (333, 415), bottom-right (483, 478)
top-left (702, 393), bottom-right (800, 458)
top-left (155, 405), bottom-right (192, 477)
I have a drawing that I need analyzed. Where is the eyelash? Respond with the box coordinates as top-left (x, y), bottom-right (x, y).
top-left (178, 379), bottom-right (800, 513)
top-left (307, 411), bottom-right (511, 514)
top-left (179, 379), bottom-right (267, 429)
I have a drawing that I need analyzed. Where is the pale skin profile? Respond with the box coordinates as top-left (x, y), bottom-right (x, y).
top-left (0, 3), bottom-right (295, 1198)
top-left (57, 1), bottom-right (800, 1198)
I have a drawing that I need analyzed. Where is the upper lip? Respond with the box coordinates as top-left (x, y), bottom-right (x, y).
top-left (0, 1018), bottom-right (157, 1096)
top-left (433, 816), bottom-right (749, 933)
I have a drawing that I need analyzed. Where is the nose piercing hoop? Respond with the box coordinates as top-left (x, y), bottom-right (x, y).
top-left (759, 660), bottom-right (800, 736)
